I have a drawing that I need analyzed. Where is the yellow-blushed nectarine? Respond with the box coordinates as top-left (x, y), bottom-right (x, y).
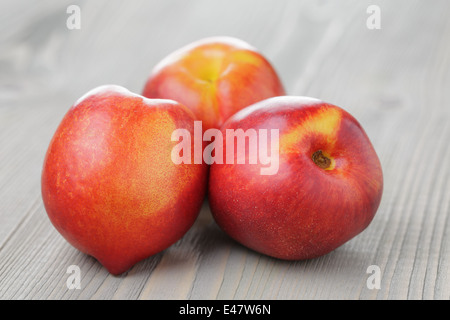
top-left (142, 36), bottom-right (285, 130)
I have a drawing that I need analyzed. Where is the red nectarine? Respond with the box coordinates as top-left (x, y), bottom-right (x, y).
top-left (41, 85), bottom-right (208, 275)
top-left (208, 96), bottom-right (383, 260)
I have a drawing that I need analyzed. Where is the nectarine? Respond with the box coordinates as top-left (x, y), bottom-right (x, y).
top-left (142, 36), bottom-right (285, 130)
top-left (208, 96), bottom-right (383, 260)
top-left (41, 85), bottom-right (208, 275)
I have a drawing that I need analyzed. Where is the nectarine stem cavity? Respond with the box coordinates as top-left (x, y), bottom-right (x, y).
top-left (312, 150), bottom-right (332, 170)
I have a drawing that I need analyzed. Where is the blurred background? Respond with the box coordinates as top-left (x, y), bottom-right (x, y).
top-left (0, 0), bottom-right (449, 299)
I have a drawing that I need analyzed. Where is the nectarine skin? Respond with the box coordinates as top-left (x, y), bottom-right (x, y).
top-left (142, 36), bottom-right (285, 130)
top-left (208, 96), bottom-right (383, 260)
top-left (41, 85), bottom-right (208, 275)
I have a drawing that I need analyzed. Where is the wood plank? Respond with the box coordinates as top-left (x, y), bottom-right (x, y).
top-left (0, 0), bottom-right (449, 300)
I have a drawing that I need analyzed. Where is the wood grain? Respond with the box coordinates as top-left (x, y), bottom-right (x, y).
top-left (0, 0), bottom-right (449, 300)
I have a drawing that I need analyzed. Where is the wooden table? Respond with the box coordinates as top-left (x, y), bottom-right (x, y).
top-left (0, 0), bottom-right (449, 300)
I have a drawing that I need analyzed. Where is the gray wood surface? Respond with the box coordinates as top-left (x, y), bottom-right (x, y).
top-left (0, 0), bottom-right (449, 300)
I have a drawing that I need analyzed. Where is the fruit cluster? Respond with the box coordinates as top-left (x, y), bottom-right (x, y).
top-left (41, 37), bottom-right (383, 275)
